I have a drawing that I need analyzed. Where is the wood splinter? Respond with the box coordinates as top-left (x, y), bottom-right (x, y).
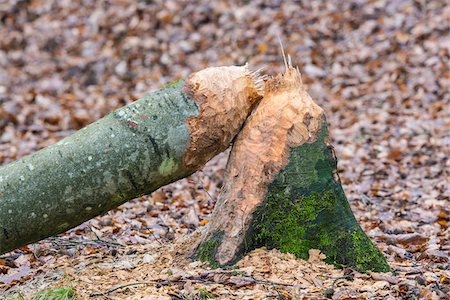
top-left (194, 66), bottom-right (390, 272)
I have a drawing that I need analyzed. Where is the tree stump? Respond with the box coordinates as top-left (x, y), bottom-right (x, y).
top-left (194, 67), bottom-right (390, 272)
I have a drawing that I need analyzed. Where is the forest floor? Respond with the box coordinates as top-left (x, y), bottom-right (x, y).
top-left (0, 0), bottom-right (449, 299)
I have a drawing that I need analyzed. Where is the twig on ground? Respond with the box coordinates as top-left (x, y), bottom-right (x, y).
top-left (47, 236), bottom-right (124, 247)
top-left (89, 271), bottom-right (295, 297)
top-left (90, 281), bottom-right (170, 297)
top-left (150, 231), bottom-right (164, 246)
top-left (199, 177), bottom-right (216, 204)
top-left (332, 275), bottom-right (354, 287)
top-left (88, 226), bottom-right (102, 241)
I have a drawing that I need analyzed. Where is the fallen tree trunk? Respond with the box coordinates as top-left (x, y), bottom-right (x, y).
top-left (194, 67), bottom-right (390, 272)
top-left (0, 66), bottom-right (263, 255)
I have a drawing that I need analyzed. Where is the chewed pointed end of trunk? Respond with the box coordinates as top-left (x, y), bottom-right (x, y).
top-left (182, 65), bottom-right (264, 169)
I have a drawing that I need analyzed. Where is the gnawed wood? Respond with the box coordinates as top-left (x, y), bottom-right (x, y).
top-left (183, 65), bottom-right (263, 169)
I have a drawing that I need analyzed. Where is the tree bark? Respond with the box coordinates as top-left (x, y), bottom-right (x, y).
top-left (0, 66), bottom-right (263, 255)
top-left (194, 67), bottom-right (390, 272)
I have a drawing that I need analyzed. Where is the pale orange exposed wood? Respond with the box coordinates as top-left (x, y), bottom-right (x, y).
top-left (182, 66), bottom-right (264, 169)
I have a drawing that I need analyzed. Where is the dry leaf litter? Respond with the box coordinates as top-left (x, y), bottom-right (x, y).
top-left (0, 0), bottom-right (449, 299)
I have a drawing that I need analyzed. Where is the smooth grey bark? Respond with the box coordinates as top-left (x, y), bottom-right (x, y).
top-left (0, 80), bottom-right (199, 255)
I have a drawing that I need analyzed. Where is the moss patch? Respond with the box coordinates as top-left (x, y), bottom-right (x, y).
top-left (251, 191), bottom-right (336, 259)
top-left (248, 188), bottom-right (390, 272)
top-left (158, 158), bottom-right (178, 176)
top-left (250, 191), bottom-right (336, 258)
top-left (351, 230), bottom-right (391, 272)
top-left (7, 294), bottom-right (24, 300)
top-left (244, 118), bottom-right (390, 272)
top-left (33, 287), bottom-right (76, 300)
top-left (111, 192), bottom-right (125, 203)
top-left (195, 232), bottom-right (224, 268)
top-left (163, 78), bottom-right (183, 89)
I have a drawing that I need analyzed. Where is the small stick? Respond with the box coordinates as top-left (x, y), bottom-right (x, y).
top-left (150, 231), bottom-right (164, 246)
top-left (48, 236), bottom-right (124, 247)
top-left (199, 177), bottom-right (215, 204)
top-left (89, 273), bottom-right (295, 297)
top-left (90, 281), bottom-right (170, 297)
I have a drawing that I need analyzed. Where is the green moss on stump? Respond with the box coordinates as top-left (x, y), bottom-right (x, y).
top-left (351, 230), bottom-right (391, 272)
top-left (194, 117), bottom-right (389, 272)
top-left (251, 191), bottom-right (336, 259)
top-left (249, 187), bottom-right (390, 272)
top-left (246, 118), bottom-right (390, 273)
top-left (196, 232), bottom-right (224, 268)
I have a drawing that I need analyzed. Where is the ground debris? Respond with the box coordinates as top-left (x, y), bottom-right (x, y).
top-left (1, 0), bottom-right (449, 298)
